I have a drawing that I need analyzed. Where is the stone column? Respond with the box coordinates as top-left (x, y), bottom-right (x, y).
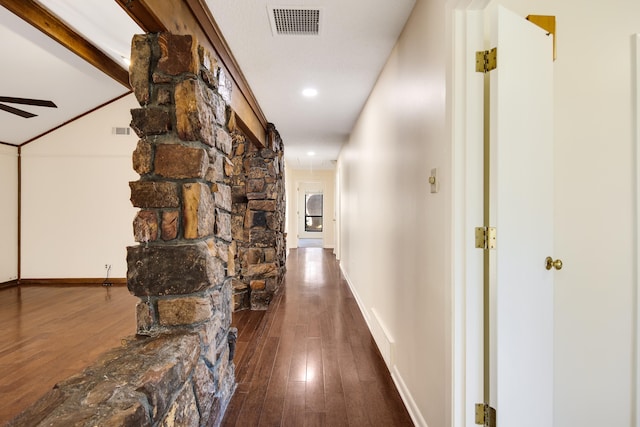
top-left (127, 33), bottom-right (235, 424)
top-left (230, 124), bottom-right (287, 310)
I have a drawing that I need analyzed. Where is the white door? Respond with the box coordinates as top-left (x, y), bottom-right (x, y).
top-left (297, 182), bottom-right (324, 240)
top-left (487, 5), bottom-right (555, 426)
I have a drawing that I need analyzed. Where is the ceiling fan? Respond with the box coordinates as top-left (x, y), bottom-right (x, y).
top-left (0, 96), bottom-right (57, 118)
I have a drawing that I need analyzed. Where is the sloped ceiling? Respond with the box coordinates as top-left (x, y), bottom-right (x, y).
top-left (0, 0), bottom-right (138, 146)
top-left (0, 0), bottom-right (415, 170)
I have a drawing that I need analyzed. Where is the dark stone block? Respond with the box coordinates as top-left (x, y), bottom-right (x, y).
top-left (130, 181), bottom-right (180, 208)
top-left (157, 33), bottom-right (199, 76)
top-left (5, 388), bottom-right (67, 427)
top-left (127, 242), bottom-right (224, 296)
top-left (250, 290), bottom-right (272, 310)
top-left (130, 108), bottom-right (171, 137)
top-left (231, 185), bottom-right (247, 204)
top-left (260, 148), bottom-right (277, 159)
top-left (249, 229), bottom-right (277, 247)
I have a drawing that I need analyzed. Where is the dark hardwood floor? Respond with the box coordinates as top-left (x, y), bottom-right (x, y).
top-left (0, 249), bottom-right (412, 426)
top-left (223, 248), bottom-right (414, 426)
top-left (0, 284), bottom-right (137, 425)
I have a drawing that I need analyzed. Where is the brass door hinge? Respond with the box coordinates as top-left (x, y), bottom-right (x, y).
top-left (475, 403), bottom-right (497, 427)
top-left (476, 48), bottom-right (497, 73)
top-left (475, 226), bottom-right (496, 249)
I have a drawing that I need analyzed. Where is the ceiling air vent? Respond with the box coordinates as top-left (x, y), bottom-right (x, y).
top-left (268, 7), bottom-right (321, 36)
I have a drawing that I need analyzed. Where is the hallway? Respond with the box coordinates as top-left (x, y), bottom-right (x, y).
top-left (223, 248), bottom-right (413, 426)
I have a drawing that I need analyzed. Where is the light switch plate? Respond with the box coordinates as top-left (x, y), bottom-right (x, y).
top-left (430, 168), bottom-right (439, 193)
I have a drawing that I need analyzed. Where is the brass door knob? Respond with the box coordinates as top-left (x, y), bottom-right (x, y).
top-left (545, 256), bottom-right (563, 271)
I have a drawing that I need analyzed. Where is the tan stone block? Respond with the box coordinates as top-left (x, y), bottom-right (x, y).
top-left (247, 263), bottom-right (277, 278)
top-left (227, 242), bottom-right (237, 276)
top-left (205, 152), bottom-right (224, 183)
top-left (136, 300), bottom-right (155, 335)
top-left (215, 127), bottom-right (232, 155)
top-left (161, 210), bottom-right (179, 241)
top-left (233, 290), bottom-right (248, 311)
top-left (183, 182), bottom-right (215, 239)
top-left (218, 67), bottom-right (232, 103)
top-left (193, 360), bottom-right (216, 421)
top-left (214, 183), bottom-right (232, 211)
top-left (247, 200), bottom-right (276, 212)
top-left (250, 280), bottom-right (266, 290)
top-left (215, 210), bottom-right (232, 242)
top-left (175, 79), bottom-right (216, 147)
top-left (154, 144), bottom-right (208, 179)
top-left (232, 279), bottom-right (247, 291)
top-left (158, 382), bottom-right (202, 427)
top-left (130, 34), bottom-right (151, 105)
top-left (264, 248), bottom-right (276, 263)
top-left (158, 296), bottom-right (213, 326)
top-left (235, 141), bottom-right (245, 156)
top-left (215, 240), bottom-right (229, 263)
top-left (132, 139), bottom-right (153, 175)
top-left (133, 210), bottom-right (158, 242)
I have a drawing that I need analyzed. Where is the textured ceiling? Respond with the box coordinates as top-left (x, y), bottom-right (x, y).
top-left (207, 0), bottom-right (415, 170)
top-left (1, 0), bottom-right (415, 169)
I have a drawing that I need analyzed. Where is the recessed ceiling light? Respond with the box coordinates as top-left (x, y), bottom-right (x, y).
top-left (307, 151), bottom-right (316, 156)
top-left (302, 88), bottom-right (318, 97)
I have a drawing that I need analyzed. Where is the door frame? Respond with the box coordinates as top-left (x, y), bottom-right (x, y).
top-left (297, 181), bottom-right (325, 241)
top-left (633, 33), bottom-right (640, 427)
top-left (449, 1), bottom-right (491, 426)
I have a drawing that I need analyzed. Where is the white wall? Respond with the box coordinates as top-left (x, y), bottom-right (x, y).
top-left (21, 94), bottom-right (139, 279)
top-left (338, 0), bottom-right (450, 424)
top-left (339, 0), bottom-right (640, 425)
top-left (285, 167), bottom-right (336, 250)
top-left (0, 144), bottom-right (18, 283)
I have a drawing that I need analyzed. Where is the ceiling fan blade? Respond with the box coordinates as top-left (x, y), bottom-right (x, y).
top-left (0, 97), bottom-right (57, 108)
top-left (0, 102), bottom-right (37, 118)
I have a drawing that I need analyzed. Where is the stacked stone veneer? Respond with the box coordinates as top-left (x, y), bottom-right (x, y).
top-left (126, 32), bottom-right (237, 424)
top-left (8, 33), bottom-right (238, 426)
top-left (7, 32), bottom-right (288, 426)
top-left (229, 124), bottom-right (286, 311)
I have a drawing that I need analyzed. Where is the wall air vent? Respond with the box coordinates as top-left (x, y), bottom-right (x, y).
top-left (112, 127), bottom-right (131, 135)
top-left (268, 6), bottom-right (321, 36)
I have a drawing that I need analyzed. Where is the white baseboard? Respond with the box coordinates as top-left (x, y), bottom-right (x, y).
top-left (340, 262), bottom-right (426, 426)
top-left (339, 263), bottom-right (371, 327)
top-left (392, 365), bottom-right (429, 427)
top-left (370, 307), bottom-right (395, 367)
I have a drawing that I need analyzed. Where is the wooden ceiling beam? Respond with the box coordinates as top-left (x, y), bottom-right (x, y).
top-left (116, 0), bottom-right (267, 147)
top-left (0, 0), bottom-right (130, 88)
top-left (184, 0), bottom-right (268, 131)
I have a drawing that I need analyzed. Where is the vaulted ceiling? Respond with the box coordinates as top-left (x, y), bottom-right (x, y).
top-left (0, 0), bottom-right (415, 169)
